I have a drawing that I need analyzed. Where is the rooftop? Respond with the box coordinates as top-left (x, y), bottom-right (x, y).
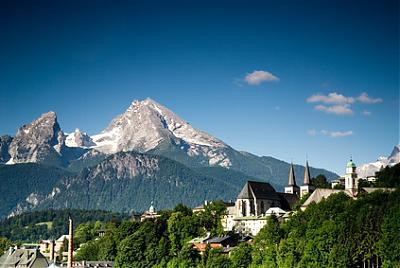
top-left (237, 181), bottom-right (280, 201)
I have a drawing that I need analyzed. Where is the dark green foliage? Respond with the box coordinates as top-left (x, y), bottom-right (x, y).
top-left (0, 237), bottom-right (12, 254)
top-left (230, 243), bottom-right (252, 268)
top-left (76, 202), bottom-right (235, 267)
top-left (0, 163), bottom-right (71, 218)
top-left (167, 212), bottom-right (199, 255)
top-left (0, 209), bottom-right (128, 242)
top-left (196, 200), bottom-right (227, 236)
top-left (75, 240), bottom-right (99, 261)
top-left (310, 174), bottom-right (330, 188)
top-left (250, 189), bottom-right (400, 268)
top-left (115, 221), bottom-right (168, 268)
top-left (375, 163), bottom-right (400, 187)
top-left (204, 248), bottom-right (232, 268)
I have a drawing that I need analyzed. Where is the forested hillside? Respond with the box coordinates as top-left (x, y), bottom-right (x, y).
top-left (0, 209), bottom-right (128, 242)
top-left (0, 163), bottom-right (71, 218)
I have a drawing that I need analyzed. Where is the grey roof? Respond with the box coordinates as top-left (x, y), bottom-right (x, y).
top-left (0, 248), bottom-right (49, 268)
top-left (288, 162), bottom-right (297, 186)
top-left (207, 236), bottom-right (232, 243)
top-left (277, 192), bottom-right (299, 210)
top-left (303, 161), bottom-right (311, 185)
top-left (301, 189), bottom-right (351, 209)
top-left (237, 181), bottom-right (280, 201)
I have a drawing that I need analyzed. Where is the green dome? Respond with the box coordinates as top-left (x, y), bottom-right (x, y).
top-left (346, 160), bottom-right (356, 168)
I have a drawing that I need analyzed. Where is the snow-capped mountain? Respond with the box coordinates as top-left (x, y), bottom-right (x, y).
top-left (0, 98), bottom-right (338, 191)
top-left (65, 128), bottom-right (95, 148)
top-left (91, 98), bottom-right (232, 167)
top-left (357, 145), bottom-right (400, 178)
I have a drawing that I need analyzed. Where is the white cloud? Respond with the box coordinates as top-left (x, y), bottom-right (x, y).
top-left (314, 104), bottom-right (354, 115)
top-left (362, 110), bottom-right (371, 116)
top-left (308, 129), bottom-right (354, 138)
top-left (244, 70), bottom-right (279, 85)
top-left (307, 91), bottom-right (382, 116)
top-left (307, 92), bottom-right (354, 104)
top-left (357, 92), bottom-right (383, 104)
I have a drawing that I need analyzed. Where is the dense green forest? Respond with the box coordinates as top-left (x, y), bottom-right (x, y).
top-left (40, 189), bottom-right (397, 268)
top-left (0, 163), bottom-right (71, 218)
top-left (0, 209), bottom-right (128, 243)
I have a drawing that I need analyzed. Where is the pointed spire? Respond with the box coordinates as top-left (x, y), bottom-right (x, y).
top-left (288, 162), bottom-right (297, 186)
top-left (303, 161), bottom-right (311, 185)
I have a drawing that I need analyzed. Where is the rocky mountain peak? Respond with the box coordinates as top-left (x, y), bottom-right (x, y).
top-left (91, 98), bottom-right (228, 162)
top-left (388, 145), bottom-right (400, 166)
top-left (7, 111), bottom-right (65, 164)
top-left (65, 128), bottom-right (95, 148)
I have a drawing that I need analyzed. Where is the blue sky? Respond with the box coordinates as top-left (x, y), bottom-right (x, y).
top-left (0, 0), bottom-right (398, 174)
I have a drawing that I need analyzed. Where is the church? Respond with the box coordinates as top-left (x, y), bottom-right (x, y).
top-left (222, 161), bottom-right (314, 235)
top-left (301, 158), bottom-right (395, 210)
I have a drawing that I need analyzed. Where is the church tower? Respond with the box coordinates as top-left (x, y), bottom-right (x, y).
top-left (345, 158), bottom-right (357, 195)
top-left (285, 162), bottom-right (300, 196)
top-left (300, 161), bottom-right (315, 198)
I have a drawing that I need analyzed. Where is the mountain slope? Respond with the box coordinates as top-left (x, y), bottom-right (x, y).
top-left (86, 98), bottom-right (337, 188)
top-left (0, 135), bottom-right (12, 163)
top-left (15, 152), bottom-right (248, 215)
top-left (0, 163), bottom-right (71, 218)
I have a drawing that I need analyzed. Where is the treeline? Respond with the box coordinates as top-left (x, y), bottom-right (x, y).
top-left (253, 190), bottom-right (400, 268)
top-left (62, 190), bottom-right (400, 268)
top-left (72, 202), bottom-right (237, 268)
top-left (0, 209), bottom-right (128, 242)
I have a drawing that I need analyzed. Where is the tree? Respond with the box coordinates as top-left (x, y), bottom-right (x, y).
top-left (75, 240), bottom-right (99, 261)
top-left (251, 215), bottom-right (281, 267)
top-left (167, 212), bottom-right (199, 255)
top-left (375, 163), bottom-right (400, 188)
top-left (97, 235), bottom-right (117, 261)
top-left (377, 191), bottom-right (400, 267)
top-left (230, 243), bottom-right (252, 268)
top-left (311, 174), bottom-right (331, 188)
top-left (197, 200), bottom-right (227, 235)
top-left (205, 248), bottom-right (232, 268)
top-left (0, 237), bottom-right (12, 254)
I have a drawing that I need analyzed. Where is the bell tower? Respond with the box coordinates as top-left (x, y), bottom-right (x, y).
top-left (300, 161), bottom-right (315, 198)
top-left (345, 158), bottom-right (357, 195)
top-left (284, 162), bottom-right (300, 196)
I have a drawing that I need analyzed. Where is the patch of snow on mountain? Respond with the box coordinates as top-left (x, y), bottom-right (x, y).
top-left (66, 128), bottom-right (95, 148)
top-left (357, 145), bottom-right (400, 178)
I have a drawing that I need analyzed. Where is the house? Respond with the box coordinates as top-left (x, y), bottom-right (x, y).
top-left (0, 247), bottom-right (49, 268)
top-left (190, 235), bottom-right (237, 253)
top-left (39, 235), bottom-right (69, 261)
